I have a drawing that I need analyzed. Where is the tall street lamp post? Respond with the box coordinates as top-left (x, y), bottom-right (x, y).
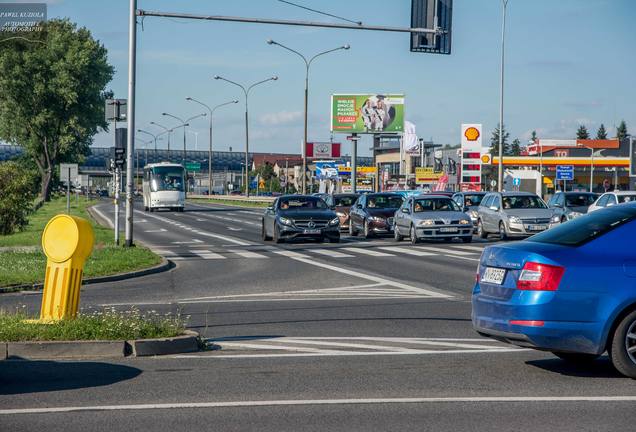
top-left (267, 39), bottom-right (350, 194)
top-left (213, 75), bottom-right (278, 198)
top-left (162, 112), bottom-right (207, 166)
top-left (150, 121), bottom-right (172, 157)
top-left (498, 0), bottom-right (509, 192)
top-left (186, 97), bottom-right (239, 196)
top-left (137, 129), bottom-right (159, 155)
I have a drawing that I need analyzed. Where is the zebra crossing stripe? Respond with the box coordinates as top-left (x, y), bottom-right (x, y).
top-left (378, 246), bottom-right (435, 256)
top-left (414, 246), bottom-right (473, 256)
top-left (228, 249), bottom-right (268, 259)
top-left (340, 247), bottom-right (394, 257)
top-left (310, 249), bottom-right (354, 258)
top-left (272, 250), bottom-right (310, 259)
top-left (190, 250), bottom-right (226, 260)
top-left (450, 244), bottom-right (489, 252)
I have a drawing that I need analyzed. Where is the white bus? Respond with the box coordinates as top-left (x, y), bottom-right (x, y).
top-left (142, 162), bottom-right (186, 212)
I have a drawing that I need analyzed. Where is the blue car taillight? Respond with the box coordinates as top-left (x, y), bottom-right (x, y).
top-left (517, 262), bottom-right (565, 291)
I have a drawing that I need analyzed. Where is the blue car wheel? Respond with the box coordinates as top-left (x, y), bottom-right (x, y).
top-left (609, 309), bottom-right (636, 379)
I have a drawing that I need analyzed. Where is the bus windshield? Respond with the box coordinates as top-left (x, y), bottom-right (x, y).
top-left (151, 166), bottom-right (185, 192)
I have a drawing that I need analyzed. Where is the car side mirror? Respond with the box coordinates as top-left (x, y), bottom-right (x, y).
top-left (401, 207), bottom-right (410, 214)
top-left (607, 202), bottom-right (615, 207)
top-left (267, 206), bottom-right (273, 212)
top-left (330, 206), bottom-right (336, 210)
top-left (490, 206), bottom-right (499, 211)
top-left (356, 204), bottom-right (362, 209)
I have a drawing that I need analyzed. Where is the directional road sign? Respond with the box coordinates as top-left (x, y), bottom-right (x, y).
top-left (556, 165), bottom-right (574, 181)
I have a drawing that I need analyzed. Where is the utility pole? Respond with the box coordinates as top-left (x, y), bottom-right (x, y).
top-left (498, 0), bottom-right (509, 192)
top-left (124, 0), bottom-right (137, 247)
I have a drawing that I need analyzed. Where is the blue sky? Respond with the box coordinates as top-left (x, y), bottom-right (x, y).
top-left (43, 0), bottom-right (636, 156)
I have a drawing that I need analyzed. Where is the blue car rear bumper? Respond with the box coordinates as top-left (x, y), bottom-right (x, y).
top-left (472, 287), bottom-right (607, 355)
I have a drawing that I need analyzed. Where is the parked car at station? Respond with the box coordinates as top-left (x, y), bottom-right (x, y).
top-left (349, 193), bottom-right (404, 238)
top-left (316, 193), bottom-right (359, 231)
top-left (476, 192), bottom-right (552, 240)
top-left (261, 195), bottom-right (340, 243)
top-left (547, 191), bottom-right (598, 223)
top-left (472, 203), bottom-right (636, 378)
top-left (588, 191), bottom-right (636, 213)
top-left (394, 195), bottom-right (473, 244)
top-left (452, 191), bottom-right (487, 231)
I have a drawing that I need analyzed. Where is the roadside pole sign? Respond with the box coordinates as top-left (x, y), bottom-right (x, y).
top-left (556, 165), bottom-right (574, 181)
top-left (460, 124), bottom-right (482, 185)
top-left (512, 177), bottom-right (520, 186)
top-left (59, 164), bottom-right (79, 185)
top-left (185, 162), bottom-right (201, 171)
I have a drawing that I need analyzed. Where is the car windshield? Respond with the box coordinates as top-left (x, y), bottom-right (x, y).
top-left (334, 195), bottom-right (358, 207)
top-left (278, 197), bottom-right (328, 210)
top-left (565, 194), bottom-right (597, 207)
top-left (366, 195), bottom-right (403, 209)
top-left (463, 194), bottom-right (484, 206)
top-left (618, 194), bottom-right (636, 203)
top-left (529, 205), bottom-right (636, 246)
top-left (502, 195), bottom-right (547, 210)
top-left (413, 198), bottom-right (461, 212)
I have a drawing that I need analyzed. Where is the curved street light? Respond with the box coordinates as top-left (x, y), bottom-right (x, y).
top-left (186, 97), bottom-right (239, 195)
top-left (267, 39), bottom-right (350, 194)
top-left (162, 112), bottom-right (207, 166)
top-left (213, 75), bottom-right (278, 197)
top-left (150, 121), bottom-right (172, 154)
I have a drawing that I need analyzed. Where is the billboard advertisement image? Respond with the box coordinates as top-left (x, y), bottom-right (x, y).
top-left (331, 94), bottom-right (405, 134)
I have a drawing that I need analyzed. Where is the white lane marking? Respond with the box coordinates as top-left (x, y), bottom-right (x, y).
top-left (272, 250), bottom-right (310, 259)
top-left (171, 240), bottom-right (201, 244)
top-left (340, 247), bottom-right (395, 257)
top-left (310, 249), bottom-right (354, 258)
top-left (228, 249), bottom-right (268, 259)
top-left (226, 227), bottom-right (243, 231)
top-left (10, 395), bottom-right (636, 415)
top-left (144, 229), bottom-right (167, 233)
top-left (177, 348), bottom-right (528, 359)
top-left (288, 255), bottom-right (451, 299)
top-left (379, 246), bottom-right (435, 257)
top-left (135, 210), bottom-right (252, 246)
top-left (91, 206), bottom-right (115, 229)
top-left (190, 249), bottom-right (225, 260)
top-left (445, 255), bottom-right (479, 262)
top-left (449, 245), bottom-right (488, 252)
top-left (270, 338), bottom-right (424, 353)
top-left (213, 341), bottom-right (341, 354)
top-left (415, 246), bottom-right (473, 256)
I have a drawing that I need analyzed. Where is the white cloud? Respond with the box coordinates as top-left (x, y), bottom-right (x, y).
top-left (258, 110), bottom-right (303, 126)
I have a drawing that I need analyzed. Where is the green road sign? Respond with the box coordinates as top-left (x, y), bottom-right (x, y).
top-left (185, 162), bottom-right (200, 171)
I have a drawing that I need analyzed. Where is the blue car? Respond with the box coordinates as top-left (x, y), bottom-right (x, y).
top-left (472, 203), bottom-right (636, 378)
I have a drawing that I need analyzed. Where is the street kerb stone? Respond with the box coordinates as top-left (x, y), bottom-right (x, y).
top-left (7, 340), bottom-right (127, 360)
top-left (128, 330), bottom-right (200, 357)
top-left (0, 343), bottom-right (7, 360)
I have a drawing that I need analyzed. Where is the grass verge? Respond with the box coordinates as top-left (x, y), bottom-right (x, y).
top-left (0, 308), bottom-right (186, 342)
top-left (188, 198), bottom-right (271, 208)
top-left (0, 196), bottom-right (162, 287)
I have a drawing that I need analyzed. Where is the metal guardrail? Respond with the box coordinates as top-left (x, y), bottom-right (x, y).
top-left (188, 194), bottom-right (275, 203)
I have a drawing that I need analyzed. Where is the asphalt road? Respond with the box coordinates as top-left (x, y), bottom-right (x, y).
top-left (1, 199), bottom-right (635, 431)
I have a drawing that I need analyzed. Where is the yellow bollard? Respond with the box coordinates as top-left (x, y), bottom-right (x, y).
top-left (38, 214), bottom-right (94, 321)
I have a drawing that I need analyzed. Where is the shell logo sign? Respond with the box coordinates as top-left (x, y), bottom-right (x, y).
top-left (481, 154), bottom-right (491, 164)
top-left (464, 127), bottom-right (480, 142)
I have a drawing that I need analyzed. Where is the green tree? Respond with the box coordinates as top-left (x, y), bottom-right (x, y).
top-left (596, 123), bottom-right (608, 139)
top-left (510, 138), bottom-right (522, 156)
top-left (0, 19), bottom-right (114, 201)
top-left (616, 120), bottom-right (628, 141)
top-left (490, 123), bottom-right (510, 157)
top-left (0, 161), bottom-right (37, 235)
top-left (530, 130), bottom-right (538, 143)
top-left (576, 125), bottom-right (590, 140)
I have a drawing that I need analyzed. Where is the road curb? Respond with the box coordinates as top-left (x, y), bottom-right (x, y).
top-left (2, 331), bottom-right (200, 360)
top-left (0, 258), bottom-right (174, 294)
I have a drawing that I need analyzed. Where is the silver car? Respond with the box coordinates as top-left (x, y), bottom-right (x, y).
top-left (476, 192), bottom-right (552, 240)
top-left (393, 195), bottom-right (473, 244)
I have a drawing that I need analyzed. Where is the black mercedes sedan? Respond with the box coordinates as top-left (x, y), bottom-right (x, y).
top-left (261, 195), bottom-right (340, 243)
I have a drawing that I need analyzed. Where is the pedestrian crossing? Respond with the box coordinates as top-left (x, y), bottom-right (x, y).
top-left (151, 242), bottom-right (497, 262)
top-left (179, 337), bottom-right (526, 358)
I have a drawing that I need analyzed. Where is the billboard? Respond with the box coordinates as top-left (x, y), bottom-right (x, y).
top-left (306, 142), bottom-right (341, 159)
top-left (460, 124), bottom-right (482, 185)
top-left (415, 167), bottom-right (444, 184)
top-left (331, 94), bottom-right (405, 134)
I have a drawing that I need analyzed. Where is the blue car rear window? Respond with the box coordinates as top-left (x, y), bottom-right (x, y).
top-left (528, 206), bottom-right (636, 246)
